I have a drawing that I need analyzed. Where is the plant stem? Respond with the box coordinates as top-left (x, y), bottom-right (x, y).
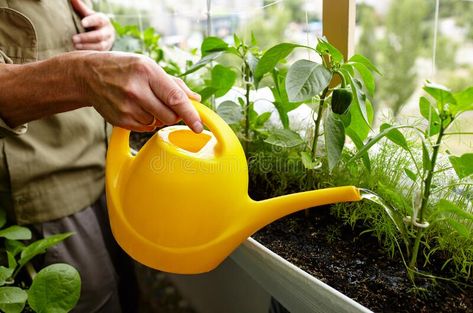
top-left (408, 124), bottom-right (446, 281)
top-left (26, 263), bottom-right (37, 280)
top-left (311, 87), bottom-right (329, 159)
top-left (244, 62), bottom-right (251, 153)
top-left (420, 127), bottom-right (445, 222)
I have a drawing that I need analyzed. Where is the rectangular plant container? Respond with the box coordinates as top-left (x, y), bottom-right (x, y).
top-left (169, 238), bottom-right (372, 313)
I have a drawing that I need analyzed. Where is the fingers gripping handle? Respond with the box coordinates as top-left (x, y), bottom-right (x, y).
top-left (191, 100), bottom-right (239, 154)
top-left (107, 101), bottom-right (238, 169)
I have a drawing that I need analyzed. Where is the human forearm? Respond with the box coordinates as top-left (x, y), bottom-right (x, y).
top-left (0, 50), bottom-right (202, 133)
top-left (0, 52), bottom-right (87, 128)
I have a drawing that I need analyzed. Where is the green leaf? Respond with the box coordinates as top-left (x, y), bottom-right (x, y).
top-left (112, 22), bottom-right (141, 38)
top-left (345, 128), bottom-right (371, 170)
top-left (0, 267), bottom-right (14, 286)
top-left (340, 67), bottom-right (370, 127)
top-left (216, 101), bottom-right (242, 124)
top-left (445, 219), bottom-right (471, 238)
top-left (246, 52), bottom-right (259, 75)
top-left (340, 112), bottom-right (352, 129)
top-left (0, 287), bottom-right (27, 313)
top-left (419, 96), bottom-right (440, 136)
top-left (273, 102), bottom-right (290, 129)
top-left (250, 32), bottom-right (258, 47)
top-left (271, 83), bottom-right (289, 128)
top-left (0, 226), bottom-right (31, 240)
top-left (254, 43), bottom-right (304, 80)
top-left (346, 98), bottom-right (373, 141)
top-left (28, 264), bottom-right (81, 313)
top-left (201, 36), bottom-right (228, 56)
top-left (316, 37), bottom-right (344, 64)
top-left (181, 52), bottom-right (223, 76)
top-left (300, 151), bottom-right (321, 170)
top-left (453, 86), bottom-right (473, 113)
top-left (198, 86), bottom-right (218, 102)
top-left (0, 207), bottom-right (6, 229)
top-left (380, 123), bottom-right (409, 150)
top-left (6, 252), bottom-right (16, 270)
top-left (422, 141), bottom-right (431, 172)
top-left (423, 81), bottom-right (456, 106)
top-left (248, 104), bottom-right (259, 128)
top-left (264, 129), bottom-right (304, 148)
top-left (19, 233), bottom-right (73, 267)
top-left (449, 153), bottom-right (473, 179)
top-left (286, 60), bottom-right (332, 102)
top-left (352, 62), bottom-right (375, 97)
top-left (256, 112), bottom-right (272, 127)
top-left (376, 183), bottom-right (409, 237)
top-left (348, 54), bottom-right (381, 75)
top-left (233, 33), bottom-right (242, 47)
top-left (211, 65), bottom-right (237, 97)
top-left (434, 200), bottom-right (473, 239)
top-left (324, 112), bottom-right (346, 171)
top-left (5, 240), bottom-right (24, 257)
top-left (270, 70), bottom-right (302, 129)
top-left (348, 124), bottom-right (410, 163)
top-left (404, 168), bottom-right (417, 182)
top-left (434, 199), bottom-right (473, 220)
top-left (142, 27), bottom-right (159, 47)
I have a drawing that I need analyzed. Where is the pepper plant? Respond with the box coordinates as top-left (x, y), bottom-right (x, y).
top-left (182, 35), bottom-right (379, 168)
top-left (113, 21), bottom-right (190, 77)
top-left (0, 208), bottom-right (80, 313)
top-left (182, 34), bottom-right (274, 152)
top-left (254, 37), bottom-right (379, 171)
top-left (350, 82), bottom-right (473, 282)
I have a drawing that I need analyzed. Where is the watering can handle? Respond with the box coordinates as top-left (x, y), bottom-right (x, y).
top-left (191, 100), bottom-right (238, 153)
top-left (108, 100), bottom-right (237, 161)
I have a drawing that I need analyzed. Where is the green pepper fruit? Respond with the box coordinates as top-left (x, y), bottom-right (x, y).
top-left (331, 88), bottom-right (353, 115)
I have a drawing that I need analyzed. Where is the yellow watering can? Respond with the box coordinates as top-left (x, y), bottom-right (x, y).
top-left (106, 100), bottom-right (361, 274)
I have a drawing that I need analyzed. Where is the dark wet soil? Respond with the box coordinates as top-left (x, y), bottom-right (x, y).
top-left (253, 209), bottom-right (473, 313)
top-left (130, 131), bottom-right (156, 151)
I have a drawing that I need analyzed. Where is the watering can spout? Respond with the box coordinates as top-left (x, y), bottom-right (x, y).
top-left (248, 186), bottom-right (362, 232)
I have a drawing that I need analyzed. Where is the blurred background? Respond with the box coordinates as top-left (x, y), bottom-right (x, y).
top-left (93, 0), bottom-right (473, 153)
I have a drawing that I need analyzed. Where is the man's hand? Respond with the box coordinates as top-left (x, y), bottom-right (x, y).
top-left (79, 52), bottom-right (203, 133)
top-left (0, 52), bottom-right (202, 133)
top-left (71, 0), bottom-right (115, 51)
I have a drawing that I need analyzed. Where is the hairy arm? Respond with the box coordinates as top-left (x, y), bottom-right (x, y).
top-left (0, 51), bottom-right (202, 132)
top-left (0, 52), bottom-right (86, 128)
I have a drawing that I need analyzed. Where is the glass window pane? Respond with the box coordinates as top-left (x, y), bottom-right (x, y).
top-left (356, 0), bottom-right (473, 152)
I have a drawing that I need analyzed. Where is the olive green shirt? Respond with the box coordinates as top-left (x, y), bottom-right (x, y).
top-left (0, 0), bottom-right (107, 224)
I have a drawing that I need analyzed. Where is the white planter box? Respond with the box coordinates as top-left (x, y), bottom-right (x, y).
top-left (233, 238), bottom-right (372, 313)
top-left (169, 238), bottom-right (372, 313)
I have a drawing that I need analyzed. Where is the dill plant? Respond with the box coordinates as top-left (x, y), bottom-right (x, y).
top-left (348, 82), bottom-right (473, 282)
top-left (330, 142), bottom-right (414, 257)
